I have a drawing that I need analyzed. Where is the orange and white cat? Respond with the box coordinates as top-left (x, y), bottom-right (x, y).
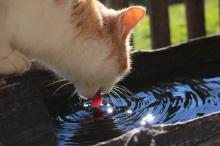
top-left (0, 0), bottom-right (145, 99)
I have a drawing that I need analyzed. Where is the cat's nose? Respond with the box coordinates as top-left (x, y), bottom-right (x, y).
top-left (93, 90), bottom-right (102, 98)
top-left (94, 89), bottom-right (106, 98)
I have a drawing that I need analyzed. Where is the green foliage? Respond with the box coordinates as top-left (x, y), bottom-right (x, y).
top-left (133, 0), bottom-right (220, 51)
top-left (169, 3), bottom-right (187, 45)
top-left (133, 16), bottom-right (151, 51)
top-left (205, 0), bottom-right (219, 34)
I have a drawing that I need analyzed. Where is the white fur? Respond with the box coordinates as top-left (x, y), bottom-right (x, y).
top-left (0, 0), bottom-right (123, 98)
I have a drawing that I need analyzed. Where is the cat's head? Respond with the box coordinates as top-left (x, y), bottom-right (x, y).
top-left (56, 0), bottom-right (145, 99)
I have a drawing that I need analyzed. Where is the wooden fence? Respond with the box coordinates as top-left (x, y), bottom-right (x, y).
top-left (107, 0), bottom-right (211, 49)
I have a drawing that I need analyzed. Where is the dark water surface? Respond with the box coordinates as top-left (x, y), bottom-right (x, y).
top-left (53, 75), bottom-right (220, 146)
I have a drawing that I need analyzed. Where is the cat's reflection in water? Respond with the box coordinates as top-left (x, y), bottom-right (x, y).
top-left (69, 116), bottom-right (123, 146)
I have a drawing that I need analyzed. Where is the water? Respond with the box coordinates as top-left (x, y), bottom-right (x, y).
top-left (52, 76), bottom-right (220, 146)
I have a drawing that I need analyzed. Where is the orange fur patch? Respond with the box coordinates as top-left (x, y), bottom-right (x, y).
top-left (70, 0), bottom-right (144, 75)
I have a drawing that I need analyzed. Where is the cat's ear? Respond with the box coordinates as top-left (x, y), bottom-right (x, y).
top-left (118, 6), bottom-right (146, 39)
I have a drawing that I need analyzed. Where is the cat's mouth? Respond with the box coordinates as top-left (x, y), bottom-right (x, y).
top-left (94, 90), bottom-right (106, 98)
top-left (91, 90), bottom-right (103, 107)
top-left (94, 90), bottom-right (101, 97)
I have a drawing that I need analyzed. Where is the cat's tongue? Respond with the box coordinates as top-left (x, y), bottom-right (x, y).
top-left (91, 91), bottom-right (103, 108)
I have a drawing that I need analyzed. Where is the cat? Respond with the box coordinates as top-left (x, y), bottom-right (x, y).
top-left (0, 0), bottom-right (145, 99)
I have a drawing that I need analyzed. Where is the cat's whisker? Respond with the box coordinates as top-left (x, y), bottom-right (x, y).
top-left (112, 87), bottom-right (130, 98)
top-left (113, 86), bottom-right (129, 96)
top-left (114, 85), bottom-right (133, 95)
top-left (114, 87), bottom-right (131, 98)
top-left (115, 85), bottom-right (132, 93)
top-left (73, 101), bottom-right (82, 107)
top-left (52, 82), bottom-right (73, 95)
top-left (106, 94), bottom-right (110, 104)
top-left (113, 87), bottom-right (132, 106)
top-left (109, 95), bottom-right (119, 107)
top-left (110, 90), bottom-right (120, 98)
top-left (108, 92), bottom-right (121, 108)
top-left (107, 92), bottom-right (113, 98)
top-left (69, 90), bottom-right (78, 99)
top-left (106, 93), bottom-right (114, 107)
top-left (78, 95), bottom-right (85, 103)
top-left (109, 89), bottom-right (125, 106)
top-left (46, 79), bottom-right (68, 87)
top-left (112, 87), bottom-right (126, 97)
top-left (111, 91), bottom-right (124, 107)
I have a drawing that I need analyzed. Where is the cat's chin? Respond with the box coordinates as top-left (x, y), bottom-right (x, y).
top-left (78, 91), bottom-right (102, 100)
top-left (77, 87), bottom-right (100, 100)
top-left (77, 85), bottom-right (112, 100)
top-left (80, 90), bottom-right (104, 100)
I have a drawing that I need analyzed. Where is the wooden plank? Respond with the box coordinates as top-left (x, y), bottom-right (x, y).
top-left (185, 0), bottom-right (206, 39)
top-left (147, 0), bottom-right (171, 49)
top-left (106, 0), bottom-right (129, 9)
top-left (121, 35), bottom-right (220, 90)
top-left (96, 112), bottom-right (220, 146)
top-left (0, 79), bottom-right (58, 146)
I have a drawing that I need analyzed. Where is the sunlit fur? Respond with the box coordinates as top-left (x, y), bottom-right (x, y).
top-left (0, 0), bottom-right (144, 99)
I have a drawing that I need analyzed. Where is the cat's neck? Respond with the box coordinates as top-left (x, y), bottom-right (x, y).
top-left (2, 0), bottom-right (108, 79)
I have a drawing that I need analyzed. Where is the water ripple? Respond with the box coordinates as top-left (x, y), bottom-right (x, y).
top-left (55, 76), bottom-right (220, 146)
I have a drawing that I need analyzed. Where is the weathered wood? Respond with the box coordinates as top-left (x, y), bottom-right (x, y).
top-left (95, 111), bottom-right (220, 146)
top-left (106, 0), bottom-right (129, 9)
top-left (169, 0), bottom-right (183, 4)
top-left (147, 0), bottom-right (171, 49)
top-left (122, 35), bottom-right (220, 90)
top-left (185, 0), bottom-right (206, 39)
top-left (0, 79), bottom-right (58, 146)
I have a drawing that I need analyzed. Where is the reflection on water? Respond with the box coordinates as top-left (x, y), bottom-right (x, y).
top-left (54, 76), bottom-right (220, 146)
top-left (140, 114), bottom-right (155, 125)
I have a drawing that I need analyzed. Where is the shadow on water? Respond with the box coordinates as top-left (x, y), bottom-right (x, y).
top-left (46, 64), bottom-right (220, 146)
